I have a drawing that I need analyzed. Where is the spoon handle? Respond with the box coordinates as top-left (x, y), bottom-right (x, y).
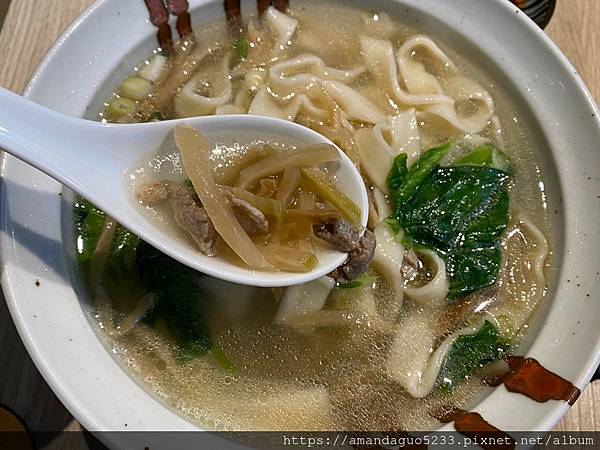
top-left (0, 87), bottom-right (103, 194)
top-left (0, 87), bottom-right (164, 216)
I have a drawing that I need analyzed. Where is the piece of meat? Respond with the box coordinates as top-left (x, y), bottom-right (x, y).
top-left (313, 219), bottom-right (361, 252)
top-left (169, 184), bottom-right (219, 256)
top-left (401, 249), bottom-right (420, 282)
top-left (136, 179), bottom-right (218, 256)
top-left (313, 217), bottom-right (377, 283)
top-left (230, 197), bottom-right (269, 235)
top-left (328, 229), bottom-right (377, 283)
top-left (221, 190), bottom-right (269, 235)
top-left (136, 180), bottom-right (171, 205)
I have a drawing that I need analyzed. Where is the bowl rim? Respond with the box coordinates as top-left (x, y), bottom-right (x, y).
top-left (2, 0), bottom-right (600, 442)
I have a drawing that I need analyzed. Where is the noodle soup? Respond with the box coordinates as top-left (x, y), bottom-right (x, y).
top-left (75, 0), bottom-right (551, 431)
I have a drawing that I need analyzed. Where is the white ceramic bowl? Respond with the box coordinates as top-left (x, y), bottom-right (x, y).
top-left (2, 0), bottom-right (600, 446)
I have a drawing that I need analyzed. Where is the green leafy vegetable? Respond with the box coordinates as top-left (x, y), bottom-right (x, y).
top-left (210, 344), bottom-right (237, 374)
top-left (136, 242), bottom-right (211, 361)
top-left (397, 167), bottom-right (509, 249)
top-left (75, 200), bottom-right (227, 367)
top-left (75, 199), bottom-right (106, 264)
top-left (183, 178), bottom-right (194, 190)
top-left (383, 217), bottom-right (403, 235)
top-left (387, 153), bottom-right (408, 193)
top-left (337, 274), bottom-right (376, 290)
top-left (108, 225), bottom-right (142, 275)
top-left (438, 320), bottom-right (509, 393)
top-left (389, 144), bottom-right (511, 300)
top-left (233, 35), bottom-right (249, 59)
top-left (390, 142), bottom-right (452, 207)
top-left (445, 246), bottom-right (502, 299)
top-left (395, 166), bottom-right (510, 299)
top-left (75, 199), bottom-right (140, 273)
top-left (454, 143), bottom-right (511, 173)
top-left (147, 111), bottom-right (167, 122)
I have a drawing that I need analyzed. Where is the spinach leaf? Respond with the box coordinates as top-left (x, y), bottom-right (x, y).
top-left (75, 199), bottom-right (220, 365)
top-left (108, 226), bottom-right (141, 275)
top-left (137, 242), bottom-right (211, 361)
top-left (397, 167), bottom-right (509, 250)
top-left (383, 217), bottom-right (403, 235)
top-left (454, 143), bottom-right (511, 173)
top-left (75, 198), bottom-right (140, 272)
top-left (147, 111), bottom-right (167, 122)
top-left (390, 152), bottom-right (511, 299)
top-left (445, 246), bottom-right (502, 299)
top-left (438, 320), bottom-right (509, 393)
top-left (390, 142), bottom-right (452, 207)
top-left (387, 153), bottom-right (408, 193)
top-left (75, 199), bottom-right (106, 264)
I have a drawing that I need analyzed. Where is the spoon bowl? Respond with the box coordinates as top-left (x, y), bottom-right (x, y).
top-left (0, 87), bottom-right (368, 287)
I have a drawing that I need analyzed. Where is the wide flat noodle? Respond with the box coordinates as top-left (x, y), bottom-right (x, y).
top-left (372, 223), bottom-right (404, 315)
top-left (249, 87), bottom-right (329, 121)
top-left (372, 187), bottom-right (392, 220)
top-left (275, 276), bottom-right (335, 325)
top-left (386, 309), bottom-right (487, 398)
top-left (361, 35), bottom-right (495, 134)
top-left (400, 36), bottom-right (495, 134)
top-left (356, 109), bottom-right (422, 193)
top-left (175, 54), bottom-right (233, 117)
top-left (264, 6), bottom-right (298, 55)
top-left (360, 36), bottom-right (452, 106)
top-left (362, 11), bottom-right (396, 40)
top-left (488, 217), bottom-right (549, 332)
top-left (249, 54), bottom-right (385, 124)
top-left (403, 249), bottom-right (449, 307)
top-left (269, 54), bottom-right (364, 96)
top-left (396, 35), bottom-right (457, 94)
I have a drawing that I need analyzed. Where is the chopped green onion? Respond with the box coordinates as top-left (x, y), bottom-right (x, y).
top-left (119, 76), bottom-right (153, 100)
top-left (210, 345), bottom-right (237, 375)
top-left (139, 54), bottom-right (167, 82)
top-left (337, 274), bottom-right (376, 290)
top-left (233, 35), bottom-right (249, 59)
top-left (105, 97), bottom-right (137, 121)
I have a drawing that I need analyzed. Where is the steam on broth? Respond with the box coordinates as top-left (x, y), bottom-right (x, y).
top-left (75, 0), bottom-right (551, 431)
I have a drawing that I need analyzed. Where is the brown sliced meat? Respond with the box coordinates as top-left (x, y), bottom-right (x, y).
top-left (328, 229), bottom-right (376, 283)
top-left (313, 217), bottom-right (377, 283)
top-left (136, 180), bottom-right (171, 204)
top-left (401, 249), bottom-right (420, 282)
top-left (313, 219), bottom-right (361, 252)
top-left (220, 190), bottom-right (269, 235)
top-left (136, 179), bottom-right (218, 256)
